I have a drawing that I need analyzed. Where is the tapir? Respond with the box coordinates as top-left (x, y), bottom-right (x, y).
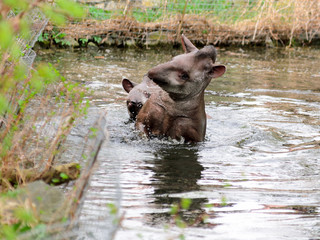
top-left (122, 75), bottom-right (161, 120)
top-left (135, 35), bottom-right (226, 142)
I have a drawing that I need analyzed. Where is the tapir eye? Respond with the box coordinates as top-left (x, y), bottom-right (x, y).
top-left (181, 72), bottom-right (189, 81)
top-left (137, 102), bottom-right (143, 109)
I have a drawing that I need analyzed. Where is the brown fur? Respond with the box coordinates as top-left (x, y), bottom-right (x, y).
top-left (135, 35), bottom-right (226, 143)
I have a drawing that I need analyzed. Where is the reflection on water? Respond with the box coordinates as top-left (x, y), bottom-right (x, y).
top-left (152, 145), bottom-right (203, 194)
top-left (148, 145), bottom-right (207, 226)
top-left (35, 46), bottom-right (320, 240)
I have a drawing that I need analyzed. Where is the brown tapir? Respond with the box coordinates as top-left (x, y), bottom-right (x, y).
top-left (122, 75), bottom-right (161, 120)
top-left (135, 35), bottom-right (226, 142)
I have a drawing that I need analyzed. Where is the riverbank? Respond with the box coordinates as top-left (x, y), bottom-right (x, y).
top-left (39, 0), bottom-right (320, 48)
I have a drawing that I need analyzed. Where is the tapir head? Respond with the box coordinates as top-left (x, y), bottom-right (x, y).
top-left (122, 77), bottom-right (150, 120)
top-left (147, 35), bottom-right (226, 100)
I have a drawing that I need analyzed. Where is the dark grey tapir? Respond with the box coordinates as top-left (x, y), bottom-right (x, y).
top-left (135, 35), bottom-right (226, 142)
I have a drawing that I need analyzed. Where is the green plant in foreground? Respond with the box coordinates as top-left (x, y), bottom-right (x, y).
top-left (169, 198), bottom-right (191, 238)
top-left (221, 195), bottom-right (228, 207)
top-left (0, 0), bottom-right (86, 237)
top-left (0, 189), bottom-right (47, 240)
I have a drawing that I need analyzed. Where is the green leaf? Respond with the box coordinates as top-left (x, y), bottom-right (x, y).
top-left (19, 225), bottom-right (32, 233)
top-left (1, 225), bottom-right (17, 240)
top-left (0, 21), bottom-right (14, 50)
top-left (60, 173), bottom-right (69, 180)
top-left (175, 217), bottom-right (187, 229)
top-left (56, 0), bottom-right (85, 18)
top-left (179, 233), bottom-right (186, 240)
top-left (13, 64), bottom-right (27, 81)
top-left (3, 0), bottom-right (28, 10)
top-left (107, 203), bottom-right (118, 215)
top-left (19, 18), bottom-right (30, 39)
top-left (204, 203), bottom-right (213, 209)
top-left (29, 74), bottom-right (44, 92)
top-left (89, 127), bottom-right (97, 138)
top-left (51, 178), bottom-right (60, 183)
top-left (10, 42), bottom-right (22, 61)
top-left (38, 32), bottom-right (50, 42)
top-left (221, 195), bottom-right (228, 207)
top-left (42, 4), bottom-right (66, 26)
top-left (0, 95), bottom-right (9, 115)
top-left (61, 217), bottom-right (68, 223)
top-left (170, 204), bottom-right (178, 215)
top-left (14, 208), bottom-right (35, 224)
top-left (181, 198), bottom-right (191, 210)
top-left (37, 64), bottom-right (58, 84)
top-left (1, 189), bottom-right (22, 199)
top-left (2, 132), bottom-right (13, 155)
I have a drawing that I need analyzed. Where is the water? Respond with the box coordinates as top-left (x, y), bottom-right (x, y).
top-left (36, 46), bottom-right (320, 240)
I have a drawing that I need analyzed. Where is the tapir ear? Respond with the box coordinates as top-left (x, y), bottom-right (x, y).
top-left (181, 34), bottom-right (198, 53)
top-left (196, 45), bottom-right (217, 62)
top-left (122, 78), bottom-right (136, 93)
top-left (211, 65), bottom-right (226, 78)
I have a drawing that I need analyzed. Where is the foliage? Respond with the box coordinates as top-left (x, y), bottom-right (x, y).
top-left (131, 8), bottom-right (163, 22)
top-left (46, 0), bottom-right (319, 47)
top-left (88, 6), bottom-right (114, 20)
top-left (170, 198), bottom-right (201, 230)
top-left (52, 31), bottom-right (70, 46)
top-left (84, 0), bottom-right (262, 23)
top-left (0, 0), bottom-right (86, 236)
top-left (167, 197), bottom-right (231, 234)
top-left (0, 188), bottom-right (46, 239)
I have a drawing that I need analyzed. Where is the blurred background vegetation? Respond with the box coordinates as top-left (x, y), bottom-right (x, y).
top-left (39, 0), bottom-right (320, 47)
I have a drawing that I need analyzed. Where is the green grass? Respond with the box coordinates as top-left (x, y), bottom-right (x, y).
top-left (88, 6), bottom-right (116, 20)
top-left (85, 0), bottom-right (263, 24)
top-left (132, 8), bottom-right (163, 22)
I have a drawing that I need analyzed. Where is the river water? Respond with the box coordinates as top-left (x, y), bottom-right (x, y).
top-left (36, 45), bottom-right (320, 240)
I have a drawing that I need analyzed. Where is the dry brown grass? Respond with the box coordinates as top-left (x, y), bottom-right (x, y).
top-left (51, 0), bottom-right (320, 47)
top-left (0, 81), bottom-right (84, 189)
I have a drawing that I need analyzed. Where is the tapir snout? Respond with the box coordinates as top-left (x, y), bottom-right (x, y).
top-left (122, 75), bottom-right (161, 120)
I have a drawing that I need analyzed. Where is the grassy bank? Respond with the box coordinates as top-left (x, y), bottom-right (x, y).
top-left (0, 1), bottom-right (92, 238)
top-left (41, 0), bottom-right (320, 48)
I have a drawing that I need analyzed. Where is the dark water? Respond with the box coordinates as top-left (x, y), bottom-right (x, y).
top-left (36, 46), bottom-right (320, 240)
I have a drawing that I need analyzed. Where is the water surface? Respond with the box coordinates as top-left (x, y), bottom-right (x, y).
top-left (37, 45), bottom-right (320, 240)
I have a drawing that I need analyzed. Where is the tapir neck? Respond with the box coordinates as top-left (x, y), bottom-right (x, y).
top-left (159, 90), bottom-right (206, 120)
